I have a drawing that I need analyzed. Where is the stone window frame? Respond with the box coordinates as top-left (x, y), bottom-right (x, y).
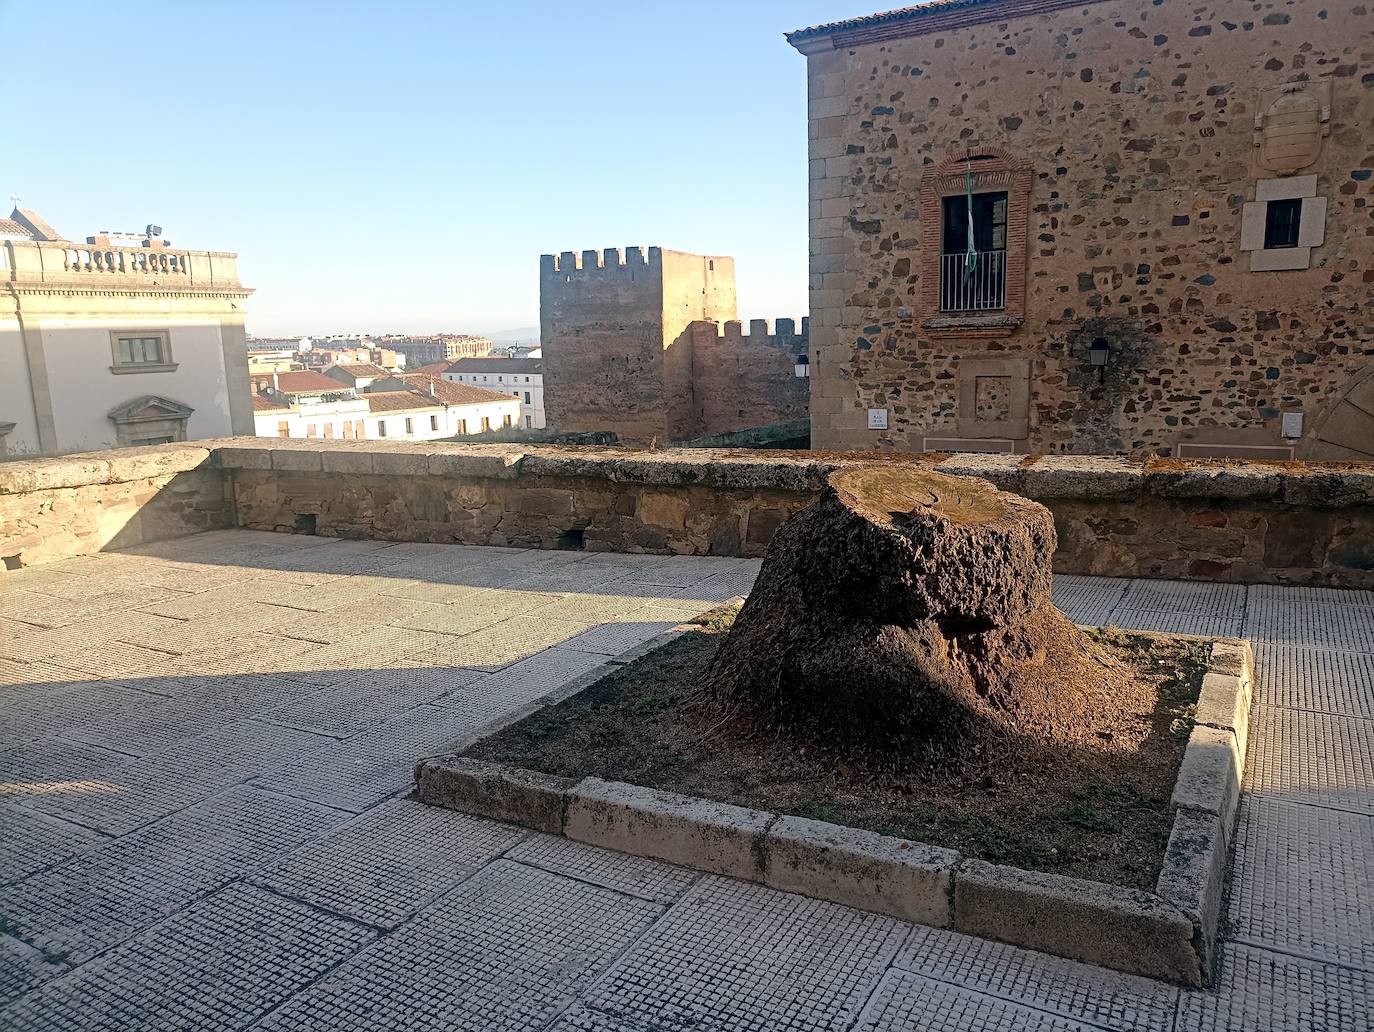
top-left (107, 395), bottom-right (194, 447)
top-left (1240, 176), bottom-right (1327, 272)
top-left (109, 329), bottom-right (178, 374)
top-left (918, 147), bottom-right (1033, 338)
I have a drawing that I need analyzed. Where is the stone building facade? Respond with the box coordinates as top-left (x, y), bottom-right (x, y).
top-left (790, 0), bottom-right (1374, 459)
top-left (0, 208), bottom-right (254, 456)
top-left (540, 246), bottom-right (809, 445)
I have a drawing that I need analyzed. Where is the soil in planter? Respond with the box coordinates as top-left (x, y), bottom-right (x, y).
top-left (466, 609), bottom-right (1211, 889)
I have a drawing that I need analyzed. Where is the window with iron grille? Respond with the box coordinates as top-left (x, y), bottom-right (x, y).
top-left (939, 192), bottom-right (1008, 312)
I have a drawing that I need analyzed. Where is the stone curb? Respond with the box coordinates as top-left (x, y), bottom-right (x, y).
top-left (1154, 638), bottom-right (1254, 981)
top-left (414, 630), bottom-right (1254, 987)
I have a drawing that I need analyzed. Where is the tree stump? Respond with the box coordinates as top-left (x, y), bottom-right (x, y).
top-left (707, 465), bottom-right (1110, 748)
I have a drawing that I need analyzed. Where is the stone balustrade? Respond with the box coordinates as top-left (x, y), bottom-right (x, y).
top-left (2, 439), bottom-right (1371, 587)
top-left (3, 239), bottom-right (245, 292)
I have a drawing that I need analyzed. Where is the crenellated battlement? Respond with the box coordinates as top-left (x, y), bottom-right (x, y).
top-left (540, 246), bottom-right (659, 278)
top-left (695, 316), bottom-right (810, 343)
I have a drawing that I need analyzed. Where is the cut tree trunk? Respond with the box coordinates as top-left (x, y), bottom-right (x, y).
top-left (707, 464), bottom-right (1115, 748)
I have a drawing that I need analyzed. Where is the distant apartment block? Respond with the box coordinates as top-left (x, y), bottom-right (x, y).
top-left (445, 356), bottom-right (545, 429)
top-left (0, 207), bottom-right (253, 456)
top-left (380, 334), bottom-right (494, 366)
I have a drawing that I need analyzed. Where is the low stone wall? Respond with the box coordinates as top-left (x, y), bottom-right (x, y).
top-left (0, 445), bottom-right (231, 571)
top-left (3, 438), bottom-right (1372, 587)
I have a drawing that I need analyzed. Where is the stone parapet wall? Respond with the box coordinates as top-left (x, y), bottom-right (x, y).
top-left (3, 439), bottom-right (1372, 587)
top-left (0, 445), bottom-right (232, 570)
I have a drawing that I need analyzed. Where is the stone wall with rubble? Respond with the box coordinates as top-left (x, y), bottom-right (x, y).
top-left (3, 440), bottom-right (1372, 588)
top-left (0, 445), bottom-right (232, 569)
top-left (799, 0), bottom-right (1374, 459)
top-left (685, 319), bottom-right (812, 441)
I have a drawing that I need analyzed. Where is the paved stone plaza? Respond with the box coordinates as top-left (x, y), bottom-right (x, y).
top-left (0, 529), bottom-right (1370, 1029)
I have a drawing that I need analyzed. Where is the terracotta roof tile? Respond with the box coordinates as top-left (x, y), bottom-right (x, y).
top-left (446, 357), bottom-right (542, 375)
top-left (377, 375), bottom-right (518, 406)
top-left (786, 0), bottom-right (1101, 45)
top-left (252, 395), bottom-right (289, 411)
top-left (365, 390), bottom-right (443, 413)
top-left (332, 362), bottom-right (389, 379)
top-left (271, 370), bottom-right (351, 393)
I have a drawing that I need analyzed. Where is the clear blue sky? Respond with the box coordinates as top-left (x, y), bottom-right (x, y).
top-left (3, 0), bottom-right (858, 337)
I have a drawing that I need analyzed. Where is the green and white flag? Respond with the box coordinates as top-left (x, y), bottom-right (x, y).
top-left (964, 157), bottom-right (977, 280)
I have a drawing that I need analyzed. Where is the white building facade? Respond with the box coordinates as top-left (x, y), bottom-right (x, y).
top-left (444, 357), bottom-right (544, 430)
top-left (365, 392), bottom-right (520, 441)
top-left (1, 208), bottom-right (253, 456)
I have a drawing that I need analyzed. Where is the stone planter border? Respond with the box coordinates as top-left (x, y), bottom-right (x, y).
top-left (416, 636), bottom-right (1252, 987)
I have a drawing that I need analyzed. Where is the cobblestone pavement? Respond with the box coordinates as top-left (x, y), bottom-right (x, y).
top-left (0, 532), bottom-right (1370, 1029)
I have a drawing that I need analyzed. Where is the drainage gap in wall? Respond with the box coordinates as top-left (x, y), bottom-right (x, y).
top-left (2, 554), bottom-right (21, 571)
top-left (294, 513), bottom-right (318, 534)
top-left (557, 527), bottom-right (586, 551)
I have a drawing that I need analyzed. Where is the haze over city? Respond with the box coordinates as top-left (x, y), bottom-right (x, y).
top-left (2, 0), bottom-right (844, 337)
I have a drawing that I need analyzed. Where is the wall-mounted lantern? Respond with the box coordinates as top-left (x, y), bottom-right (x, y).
top-left (794, 353), bottom-right (810, 378)
top-left (1089, 337), bottom-right (1110, 384)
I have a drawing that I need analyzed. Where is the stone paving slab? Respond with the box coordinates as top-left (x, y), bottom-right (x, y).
top-left (1243, 704), bottom-right (1374, 814)
top-left (1109, 608), bottom-right (1244, 639)
top-left (256, 664), bottom-right (481, 739)
top-left (0, 786), bottom-right (344, 965)
top-left (1253, 643), bottom-right (1374, 718)
top-left (449, 646), bottom-right (611, 715)
top-left (1048, 574), bottom-right (1128, 627)
top-left (560, 618), bottom-right (691, 657)
top-left (545, 1005), bottom-right (651, 1031)
top-left (855, 968), bottom-right (1099, 1031)
top-left (0, 679), bottom-right (170, 743)
top-left (253, 702), bottom-right (496, 812)
top-left (581, 875), bottom-right (908, 1031)
top-left (252, 798), bottom-right (526, 929)
top-left (0, 883), bottom-right (376, 1032)
top-left (508, 833), bottom-right (701, 905)
top-left (1249, 583), bottom-right (1374, 609)
top-left (0, 737), bottom-right (135, 795)
top-left (1116, 579), bottom-right (1248, 620)
top-left (0, 806), bottom-right (104, 887)
top-left (29, 720), bottom-right (329, 835)
top-left (254, 859), bottom-right (661, 1032)
top-left (1176, 942), bottom-right (1374, 1032)
top-left (1245, 597), bottom-right (1374, 652)
top-left (0, 935), bottom-right (68, 1010)
top-left (391, 591), bottom-right (566, 637)
top-left (893, 925), bottom-right (1179, 1032)
top-left (1227, 795), bottom-right (1374, 969)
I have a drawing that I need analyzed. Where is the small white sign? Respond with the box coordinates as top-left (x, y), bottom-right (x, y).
top-left (1281, 412), bottom-right (1304, 439)
top-left (867, 408), bottom-right (889, 430)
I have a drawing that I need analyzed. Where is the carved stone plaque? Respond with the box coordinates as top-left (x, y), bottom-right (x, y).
top-left (1254, 82), bottom-right (1330, 175)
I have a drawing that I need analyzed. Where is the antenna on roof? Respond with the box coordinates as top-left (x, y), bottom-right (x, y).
top-left (8, 194), bottom-right (20, 210)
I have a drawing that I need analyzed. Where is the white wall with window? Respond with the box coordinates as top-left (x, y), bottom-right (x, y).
top-left (36, 318), bottom-right (240, 452)
top-left (364, 395), bottom-right (521, 442)
top-left (444, 358), bottom-right (545, 429)
top-left (253, 397), bottom-right (370, 440)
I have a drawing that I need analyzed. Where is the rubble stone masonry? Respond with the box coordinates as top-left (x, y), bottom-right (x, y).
top-left (792, 0), bottom-right (1374, 459)
top-left (2, 440), bottom-right (1372, 589)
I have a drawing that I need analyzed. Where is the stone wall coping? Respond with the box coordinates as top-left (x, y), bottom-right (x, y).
top-left (0, 443), bottom-right (213, 495)
top-left (415, 637), bottom-right (1252, 986)
top-left (6, 438), bottom-right (1372, 508)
